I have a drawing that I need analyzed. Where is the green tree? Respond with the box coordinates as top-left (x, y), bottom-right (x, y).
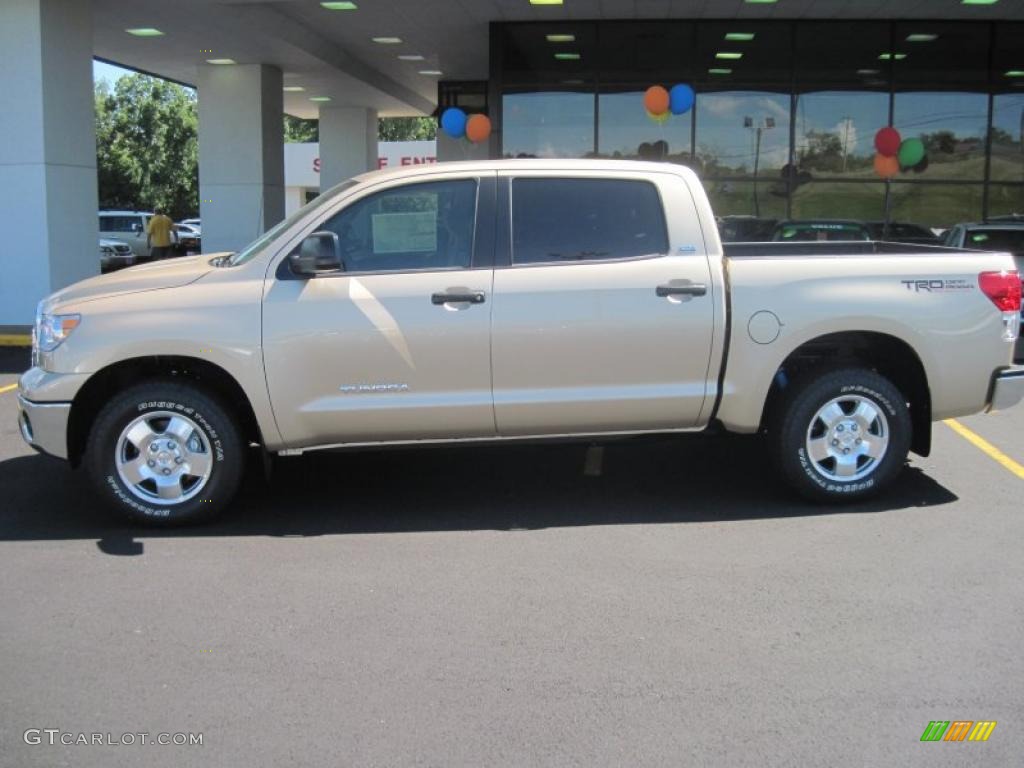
top-left (284, 114), bottom-right (319, 143)
top-left (378, 116), bottom-right (436, 142)
top-left (95, 74), bottom-right (198, 220)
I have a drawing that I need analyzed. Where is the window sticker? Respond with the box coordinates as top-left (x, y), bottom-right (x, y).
top-left (371, 211), bottom-right (437, 253)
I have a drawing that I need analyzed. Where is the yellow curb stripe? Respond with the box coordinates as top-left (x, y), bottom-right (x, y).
top-left (944, 419), bottom-right (1024, 480)
top-left (0, 334), bottom-right (31, 347)
top-left (0, 383), bottom-right (18, 395)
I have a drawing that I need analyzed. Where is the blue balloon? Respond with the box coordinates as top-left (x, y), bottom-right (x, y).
top-left (440, 107), bottom-right (467, 139)
top-left (669, 84), bottom-right (695, 115)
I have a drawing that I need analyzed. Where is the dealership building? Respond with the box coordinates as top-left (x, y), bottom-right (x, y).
top-left (3, 0), bottom-right (1024, 326)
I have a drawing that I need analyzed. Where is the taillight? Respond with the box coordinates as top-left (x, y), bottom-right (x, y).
top-left (978, 270), bottom-right (1022, 312)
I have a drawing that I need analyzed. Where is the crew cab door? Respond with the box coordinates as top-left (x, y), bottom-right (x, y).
top-left (262, 173), bottom-right (497, 447)
top-left (490, 172), bottom-right (716, 435)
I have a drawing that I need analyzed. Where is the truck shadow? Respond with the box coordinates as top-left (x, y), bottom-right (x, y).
top-left (0, 434), bottom-right (958, 554)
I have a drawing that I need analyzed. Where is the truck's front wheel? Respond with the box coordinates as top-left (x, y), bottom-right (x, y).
top-left (85, 381), bottom-right (244, 525)
top-left (772, 368), bottom-right (911, 502)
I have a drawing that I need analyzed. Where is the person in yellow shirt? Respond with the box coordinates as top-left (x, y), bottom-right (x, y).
top-left (146, 208), bottom-right (175, 260)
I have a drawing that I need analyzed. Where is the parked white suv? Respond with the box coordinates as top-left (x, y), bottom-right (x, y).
top-left (98, 211), bottom-right (154, 260)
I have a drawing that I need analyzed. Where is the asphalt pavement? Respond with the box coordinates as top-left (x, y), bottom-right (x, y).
top-left (1, 347), bottom-right (1022, 767)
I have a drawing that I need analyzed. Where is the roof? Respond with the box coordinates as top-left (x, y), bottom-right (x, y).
top-left (349, 158), bottom-right (699, 186)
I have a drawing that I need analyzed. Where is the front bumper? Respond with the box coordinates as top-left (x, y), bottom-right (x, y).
top-left (16, 394), bottom-right (71, 460)
top-left (989, 367), bottom-right (1024, 412)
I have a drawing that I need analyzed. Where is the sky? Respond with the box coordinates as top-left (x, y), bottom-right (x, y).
top-left (92, 59), bottom-right (134, 84)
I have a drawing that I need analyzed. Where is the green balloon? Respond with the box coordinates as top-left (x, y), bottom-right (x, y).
top-left (898, 138), bottom-right (925, 168)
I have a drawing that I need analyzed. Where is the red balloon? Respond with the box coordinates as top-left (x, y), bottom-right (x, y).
top-left (875, 127), bottom-right (902, 158)
top-left (644, 86), bottom-right (670, 116)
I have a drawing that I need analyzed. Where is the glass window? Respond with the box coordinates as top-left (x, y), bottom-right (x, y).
top-left (960, 226), bottom-right (1024, 256)
top-left (892, 92), bottom-right (988, 181)
top-left (502, 90), bottom-right (595, 158)
top-left (696, 92), bottom-right (790, 179)
top-left (795, 23), bottom-right (892, 89)
top-left (597, 88), bottom-right (692, 163)
top-left (315, 179), bottom-right (478, 273)
top-left (100, 215), bottom-right (141, 233)
top-left (704, 180), bottom-right (787, 221)
top-left (892, 22), bottom-right (989, 90)
top-left (794, 92), bottom-right (889, 178)
top-left (511, 178), bottom-right (668, 264)
top-left (889, 182), bottom-right (983, 230)
top-left (789, 181), bottom-right (886, 221)
top-left (991, 95), bottom-right (1024, 183)
top-left (694, 22), bottom-right (792, 87)
top-left (772, 221), bottom-right (871, 242)
top-left (987, 185), bottom-right (1024, 218)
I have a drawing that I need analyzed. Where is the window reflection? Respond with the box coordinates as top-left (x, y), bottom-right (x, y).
top-left (992, 95), bottom-right (1024, 183)
top-left (889, 183), bottom-right (983, 229)
top-left (794, 92), bottom-right (889, 178)
top-left (987, 185), bottom-right (1024, 218)
top-left (502, 91), bottom-right (594, 159)
top-left (790, 182), bottom-right (886, 221)
top-left (597, 90), bottom-right (691, 163)
top-left (893, 92), bottom-right (988, 181)
top-left (695, 92), bottom-right (790, 178)
top-left (703, 180), bottom-right (787, 220)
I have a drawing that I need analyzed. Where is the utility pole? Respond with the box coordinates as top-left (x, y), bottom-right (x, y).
top-left (746, 116), bottom-right (775, 218)
top-left (842, 116), bottom-right (852, 173)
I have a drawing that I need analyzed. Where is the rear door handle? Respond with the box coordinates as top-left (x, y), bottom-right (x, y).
top-left (656, 283), bottom-right (707, 298)
top-left (431, 291), bottom-right (486, 305)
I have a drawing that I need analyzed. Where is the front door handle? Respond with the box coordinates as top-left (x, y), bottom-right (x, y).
top-left (656, 283), bottom-right (707, 298)
top-left (431, 291), bottom-right (486, 305)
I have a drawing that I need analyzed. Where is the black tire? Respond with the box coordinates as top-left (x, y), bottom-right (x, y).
top-left (85, 380), bottom-right (245, 525)
top-left (771, 367), bottom-right (911, 503)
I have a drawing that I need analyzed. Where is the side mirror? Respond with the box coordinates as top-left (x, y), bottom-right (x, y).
top-left (289, 231), bottom-right (343, 277)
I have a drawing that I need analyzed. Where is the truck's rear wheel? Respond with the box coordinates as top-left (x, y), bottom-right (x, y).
top-left (772, 367), bottom-right (911, 502)
top-left (85, 380), bottom-right (244, 525)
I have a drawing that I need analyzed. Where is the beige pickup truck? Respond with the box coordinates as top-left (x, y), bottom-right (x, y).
top-left (17, 160), bottom-right (1024, 524)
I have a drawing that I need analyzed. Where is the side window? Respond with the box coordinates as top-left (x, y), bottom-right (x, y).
top-left (316, 178), bottom-right (478, 273)
top-left (511, 178), bottom-right (668, 264)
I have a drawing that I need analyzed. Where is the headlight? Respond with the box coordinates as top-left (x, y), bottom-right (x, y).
top-left (100, 246), bottom-right (114, 255)
top-left (35, 310), bottom-right (81, 353)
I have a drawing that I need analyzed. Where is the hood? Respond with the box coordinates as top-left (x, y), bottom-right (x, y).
top-left (47, 253), bottom-right (229, 311)
top-left (99, 238), bottom-right (128, 248)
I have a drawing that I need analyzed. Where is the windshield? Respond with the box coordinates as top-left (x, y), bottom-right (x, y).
top-left (227, 180), bottom-right (360, 266)
top-left (964, 228), bottom-right (1024, 256)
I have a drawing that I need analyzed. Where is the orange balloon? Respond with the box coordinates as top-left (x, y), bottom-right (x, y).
top-left (644, 86), bottom-right (670, 116)
top-left (874, 152), bottom-right (900, 179)
top-left (465, 114), bottom-right (491, 144)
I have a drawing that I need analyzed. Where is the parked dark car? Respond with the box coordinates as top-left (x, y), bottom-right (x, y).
top-left (717, 215), bottom-right (778, 243)
top-left (865, 221), bottom-right (942, 245)
top-left (771, 219), bottom-right (871, 242)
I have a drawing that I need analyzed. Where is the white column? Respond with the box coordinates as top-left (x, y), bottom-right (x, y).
top-left (198, 64), bottom-right (284, 255)
top-left (0, 0), bottom-right (98, 326)
top-left (319, 107), bottom-right (378, 190)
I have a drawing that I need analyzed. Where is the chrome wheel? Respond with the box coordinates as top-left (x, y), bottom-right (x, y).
top-left (805, 394), bottom-right (889, 482)
top-left (115, 411), bottom-right (213, 505)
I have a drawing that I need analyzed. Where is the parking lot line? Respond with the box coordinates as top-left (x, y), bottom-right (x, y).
top-left (0, 383), bottom-right (17, 395)
top-left (944, 418), bottom-right (1024, 480)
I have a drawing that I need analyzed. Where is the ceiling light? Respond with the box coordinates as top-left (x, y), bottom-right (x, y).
top-left (1005, 70), bottom-right (1024, 77)
top-left (372, 37), bottom-right (402, 44)
top-left (283, 86), bottom-right (305, 92)
top-left (320, 1), bottom-right (357, 8)
top-left (725, 33), bottom-right (755, 42)
top-left (554, 52), bottom-right (580, 60)
top-left (309, 96), bottom-right (332, 102)
top-left (878, 52), bottom-right (907, 61)
top-left (716, 52), bottom-right (743, 60)
top-left (546, 34), bottom-right (576, 43)
top-left (398, 55), bottom-right (425, 61)
top-left (744, 0), bottom-right (778, 4)
top-left (906, 34), bottom-right (938, 42)
top-left (708, 68), bottom-right (733, 75)
top-left (125, 28), bottom-right (164, 37)
top-left (530, 0), bottom-right (564, 5)
top-left (961, 0), bottom-right (999, 5)
top-left (419, 70), bottom-right (443, 76)
top-left (206, 59), bottom-right (236, 65)
top-left (857, 69), bottom-right (881, 75)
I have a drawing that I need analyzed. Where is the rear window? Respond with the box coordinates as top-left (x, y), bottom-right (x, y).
top-left (965, 228), bottom-right (1024, 255)
top-left (774, 223), bottom-right (869, 242)
top-left (511, 178), bottom-right (669, 264)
